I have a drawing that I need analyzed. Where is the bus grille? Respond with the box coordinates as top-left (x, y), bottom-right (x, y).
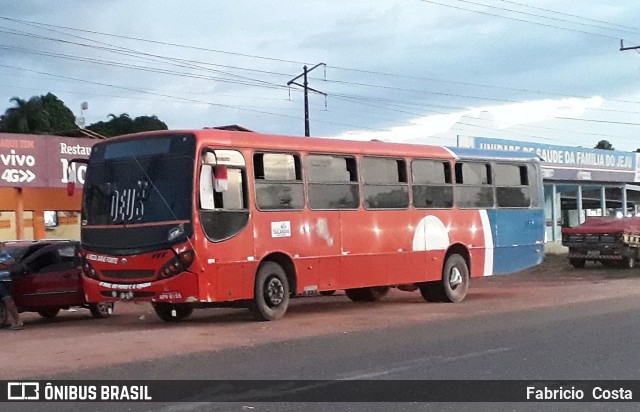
top-left (101, 270), bottom-right (156, 280)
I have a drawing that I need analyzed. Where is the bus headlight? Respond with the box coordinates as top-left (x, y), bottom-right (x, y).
top-left (158, 249), bottom-right (195, 279)
top-left (83, 261), bottom-right (99, 279)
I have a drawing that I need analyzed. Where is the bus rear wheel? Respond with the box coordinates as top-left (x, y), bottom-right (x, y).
top-left (152, 303), bottom-right (193, 322)
top-left (250, 261), bottom-right (290, 321)
top-left (345, 286), bottom-right (390, 302)
top-left (442, 254), bottom-right (469, 303)
top-left (420, 254), bottom-right (469, 303)
top-left (419, 281), bottom-right (446, 302)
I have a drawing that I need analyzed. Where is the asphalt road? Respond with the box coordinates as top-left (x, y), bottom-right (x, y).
top-left (18, 289), bottom-right (640, 412)
top-left (6, 255), bottom-right (640, 411)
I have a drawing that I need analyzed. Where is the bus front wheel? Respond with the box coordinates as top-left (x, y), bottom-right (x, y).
top-left (152, 303), bottom-right (193, 322)
top-left (250, 261), bottom-right (290, 321)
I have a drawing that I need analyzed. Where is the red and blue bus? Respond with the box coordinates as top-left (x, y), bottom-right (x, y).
top-left (78, 129), bottom-right (544, 321)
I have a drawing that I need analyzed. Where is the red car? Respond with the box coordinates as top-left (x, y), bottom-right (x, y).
top-left (0, 239), bottom-right (113, 324)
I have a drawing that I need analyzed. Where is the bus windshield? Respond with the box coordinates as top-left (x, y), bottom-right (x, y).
top-left (81, 134), bottom-right (196, 252)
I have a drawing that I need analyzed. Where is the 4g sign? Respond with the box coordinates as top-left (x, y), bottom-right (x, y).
top-left (0, 134), bottom-right (96, 188)
top-left (1, 168), bottom-right (36, 183)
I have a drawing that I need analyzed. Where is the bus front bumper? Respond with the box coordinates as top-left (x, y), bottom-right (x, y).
top-left (83, 272), bottom-right (200, 304)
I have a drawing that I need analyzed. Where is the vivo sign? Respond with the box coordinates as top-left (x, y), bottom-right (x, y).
top-left (0, 133), bottom-right (97, 188)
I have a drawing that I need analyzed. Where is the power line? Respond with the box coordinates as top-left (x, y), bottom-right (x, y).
top-left (0, 63), bottom-right (386, 133)
top-left (416, 0), bottom-right (636, 42)
top-left (5, 14), bottom-right (640, 109)
top-left (496, 0), bottom-right (640, 32)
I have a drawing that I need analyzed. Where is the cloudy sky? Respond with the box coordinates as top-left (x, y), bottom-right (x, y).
top-left (2, 1), bottom-right (640, 151)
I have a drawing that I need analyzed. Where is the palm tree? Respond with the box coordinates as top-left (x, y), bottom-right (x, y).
top-left (0, 96), bottom-right (51, 134)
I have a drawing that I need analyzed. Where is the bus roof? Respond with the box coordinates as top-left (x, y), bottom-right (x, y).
top-left (447, 146), bottom-right (540, 162)
top-left (104, 129), bottom-right (539, 162)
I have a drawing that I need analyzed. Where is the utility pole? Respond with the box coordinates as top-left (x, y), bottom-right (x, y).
top-left (287, 63), bottom-right (326, 137)
top-left (620, 40), bottom-right (640, 51)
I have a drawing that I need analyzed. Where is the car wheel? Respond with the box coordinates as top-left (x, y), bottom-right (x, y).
top-left (89, 302), bottom-right (114, 319)
top-left (152, 303), bottom-right (193, 322)
top-left (0, 302), bottom-right (7, 326)
top-left (38, 308), bottom-right (60, 320)
top-left (622, 256), bottom-right (636, 269)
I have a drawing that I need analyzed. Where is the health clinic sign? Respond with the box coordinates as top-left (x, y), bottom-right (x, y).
top-left (0, 133), bottom-right (97, 189)
top-left (458, 136), bottom-right (639, 182)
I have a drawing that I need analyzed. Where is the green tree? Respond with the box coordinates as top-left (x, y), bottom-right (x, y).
top-left (595, 140), bottom-right (614, 150)
top-left (87, 113), bottom-right (168, 137)
top-left (0, 93), bottom-right (76, 134)
top-left (0, 96), bottom-right (50, 133)
top-left (40, 93), bottom-right (77, 134)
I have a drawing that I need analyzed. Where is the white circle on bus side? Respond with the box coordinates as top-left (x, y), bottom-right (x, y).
top-left (412, 216), bottom-right (450, 251)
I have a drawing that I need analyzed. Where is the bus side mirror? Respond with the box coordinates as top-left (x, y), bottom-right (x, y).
top-left (66, 158), bottom-right (88, 197)
top-left (67, 165), bottom-right (77, 196)
top-left (213, 165), bottom-right (228, 192)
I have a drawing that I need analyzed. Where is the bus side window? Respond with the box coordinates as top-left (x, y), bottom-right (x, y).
top-left (199, 149), bottom-right (250, 242)
top-left (495, 163), bottom-right (531, 208)
top-left (362, 157), bottom-right (409, 209)
top-left (254, 152), bottom-right (304, 210)
top-left (455, 162), bottom-right (494, 209)
top-left (200, 164), bottom-right (246, 211)
top-left (412, 159), bottom-right (453, 209)
top-left (307, 154), bottom-right (359, 210)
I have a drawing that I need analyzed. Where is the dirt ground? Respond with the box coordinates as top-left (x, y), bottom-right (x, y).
top-left (3, 253), bottom-right (640, 379)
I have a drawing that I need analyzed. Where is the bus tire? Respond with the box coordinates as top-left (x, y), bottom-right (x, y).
top-left (345, 286), bottom-right (389, 302)
top-left (250, 261), bottom-right (290, 321)
top-left (441, 254), bottom-right (469, 303)
top-left (152, 303), bottom-right (193, 322)
top-left (419, 281), bottom-right (446, 302)
top-left (89, 302), bottom-right (114, 319)
top-left (569, 258), bottom-right (585, 269)
top-left (38, 308), bottom-right (60, 320)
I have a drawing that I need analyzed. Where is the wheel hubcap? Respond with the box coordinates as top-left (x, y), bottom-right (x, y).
top-left (449, 267), bottom-right (462, 288)
top-left (266, 277), bottom-right (284, 306)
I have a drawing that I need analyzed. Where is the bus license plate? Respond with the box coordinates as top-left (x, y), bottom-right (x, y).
top-left (587, 250), bottom-right (600, 257)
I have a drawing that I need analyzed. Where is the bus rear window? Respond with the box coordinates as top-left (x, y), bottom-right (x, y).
top-left (495, 163), bottom-right (531, 208)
